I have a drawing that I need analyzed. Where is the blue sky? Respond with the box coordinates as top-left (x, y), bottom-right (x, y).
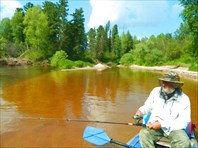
top-left (0, 0), bottom-right (184, 38)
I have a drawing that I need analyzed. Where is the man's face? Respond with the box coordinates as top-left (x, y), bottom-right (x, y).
top-left (162, 81), bottom-right (175, 94)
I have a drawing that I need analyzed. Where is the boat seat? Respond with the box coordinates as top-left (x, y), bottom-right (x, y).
top-left (156, 137), bottom-right (170, 148)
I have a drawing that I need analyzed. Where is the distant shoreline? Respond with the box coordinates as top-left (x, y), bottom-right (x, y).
top-left (62, 64), bottom-right (198, 81)
top-left (1, 58), bottom-right (197, 81)
top-left (130, 65), bottom-right (198, 81)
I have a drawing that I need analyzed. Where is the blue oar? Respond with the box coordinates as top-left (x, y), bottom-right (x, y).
top-left (83, 126), bottom-right (133, 148)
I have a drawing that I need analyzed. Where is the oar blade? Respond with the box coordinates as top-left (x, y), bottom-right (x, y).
top-left (83, 126), bottom-right (111, 146)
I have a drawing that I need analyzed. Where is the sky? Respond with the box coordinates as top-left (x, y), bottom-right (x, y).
top-left (0, 0), bottom-right (184, 38)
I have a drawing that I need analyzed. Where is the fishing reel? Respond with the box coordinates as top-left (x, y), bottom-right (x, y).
top-left (133, 115), bottom-right (144, 126)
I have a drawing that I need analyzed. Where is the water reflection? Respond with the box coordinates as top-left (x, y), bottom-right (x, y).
top-left (0, 67), bottom-right (197, 147)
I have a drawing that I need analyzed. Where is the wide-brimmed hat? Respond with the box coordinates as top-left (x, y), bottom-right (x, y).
top-left (158, 72), bottom-right (184, 87)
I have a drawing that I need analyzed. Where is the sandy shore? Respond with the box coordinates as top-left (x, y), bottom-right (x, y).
top-left (130, 65), bottom-right (198, 81)
top-left (61, 63), bottom-right (110, 71)
top-left (62, 63), bottom-right (198, 81)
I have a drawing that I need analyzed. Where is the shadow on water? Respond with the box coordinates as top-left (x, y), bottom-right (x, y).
top-left (0, 66), bottom-right (52, 88)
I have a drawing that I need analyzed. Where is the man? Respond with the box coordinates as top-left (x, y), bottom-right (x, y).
top-left (134, 71), bottom-right (191, 148)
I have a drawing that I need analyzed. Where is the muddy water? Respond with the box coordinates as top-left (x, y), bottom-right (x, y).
top-left (0, 67), bottom-right (197, 147)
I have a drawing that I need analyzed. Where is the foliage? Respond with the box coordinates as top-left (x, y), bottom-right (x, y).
top-left (23, 2), bottom-right (34, 12)
top-left (88, 28), bottom-right (96, 59)
top-left (70, 8), bottom-right (87, 60)
top-left (42, 1), bottom-right (60, 53)
top-left (0, 0), bottom-right (197, 71)
top-left (180, 0), bottom-right (198, 56)
top-left (21, 48), bottom-right (46, 60)
top-left (95, 25), bottom-right (107, 60)
top-left (57, 0), bottom-right (69, 51)
top-left (0, 18), bottom-right (13, 41)
top-left (50, 50), bottom-right (92, 69)
top-left (11, 8), bottom-right (25, 44)
top-left (74, 60), bottom-right (92, 67)
top-left (144, 48), bottom-right (163, 66)
top-left (121, 31), bottom-right (134, 56)
top-left (23, 6), bottom-right (49, 54)
top-left (119, 53), bottom-right (134, 66)
top-left (74, 60), bottom-right (84, 67)
top-left (131, 42), bottom-right (148, 65)
top-left (189, 63), bottom-right (198, 72)
top-left (0, 37), bottom-right (8, 57)
top-left (50, 50), bottom-right (68, 67)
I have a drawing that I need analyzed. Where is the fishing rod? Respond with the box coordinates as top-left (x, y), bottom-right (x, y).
top-left (2, 116), bottom-right (145, 126)
top-left (67, 118), bottom-right (145, 127)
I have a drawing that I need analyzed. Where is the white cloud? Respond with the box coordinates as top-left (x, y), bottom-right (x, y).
top-left (88, 0), bottom-right (169, 29)
top-left (88, 0), bottom-right (122, 28)
top-left (0, 0), bottom-right (22, 20)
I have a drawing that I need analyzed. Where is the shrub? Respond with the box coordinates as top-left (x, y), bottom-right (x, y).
top-left (189, 63), bottom-right (198, 71)
top-left (144, 48), bottom-right (163, 66)
top-left (120, 53), bottom-right (134, 66)
top-left (22, 49), bottom-right (45, 61)
top-left (74, 60), bottom-right (84, 67)
top-left (50, 50), bottom-right (68, 67)
top-left (189, 57), bottom-right (198, 71)
top-left (61, 59), bottom-right (74, 69)
top-left (74, 60), bottom-right (93, 68)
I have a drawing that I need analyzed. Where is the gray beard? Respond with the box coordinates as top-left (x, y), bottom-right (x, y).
top-left (162, 87), bottom-right (175, 95)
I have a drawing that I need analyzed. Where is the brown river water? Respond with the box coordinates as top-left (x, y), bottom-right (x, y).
top-left (0, 67), bottom-right (197, 147)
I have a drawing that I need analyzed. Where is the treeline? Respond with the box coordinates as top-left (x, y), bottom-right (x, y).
top-left (0, 0), bottom-right (197, 71)
top-left (0, 0), bottom-right (87, 61)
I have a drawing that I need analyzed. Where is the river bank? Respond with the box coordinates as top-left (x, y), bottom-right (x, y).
top-left (0, 58), bottom-right (32, 66)
top-left (130, 65), bottom-right (198, 81)
top-left (1, 58), bottom-right (197, 81)
top-left (62, 63), bottom-right (198, 81)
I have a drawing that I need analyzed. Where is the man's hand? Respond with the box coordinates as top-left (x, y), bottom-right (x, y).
top-left (147, 122), bottom-right (161, 130)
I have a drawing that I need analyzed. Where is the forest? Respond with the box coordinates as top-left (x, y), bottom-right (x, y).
top-left (0, 0), bottom-right (197, 71)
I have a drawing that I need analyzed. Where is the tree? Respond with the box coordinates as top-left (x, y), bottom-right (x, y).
top-left (43, 1), bottom-right (60, 53)
top-left (70, 8), bottom-right (87, 60)
top-left (57, 0), bottom-right (69, 51)
top-left (120, 52), bottom-right (134, 65)
top-left (111, 24), bottom-right (118, 50)
top-left (105, 21), bottom-right (111, 52)
top-left (0, 18), bottom-right (13, 57)
top-left (88, 28), bottom-right (96, 59)
top-left (156, 34), bottom-right (166, 51)
top-left (147, 35), bottom-right (156, 49)
top-left (144, 48), bottom-right (163, 66)
top-left (11, 8), bottom-right (25, 44)
top-left (0, 36), bottom-right (8, 57)
top-left (111, 24), bottom-right (120, 59)
top-left (23, 6), bottom-right (50, 59)
top-left (0, 18), bottom-right (12, 41)
top-left (180, 0), bottom-right (198, 56)
top-left (113, 34), bottom-right (121, 59)
top-left (95, 25), bottom-right (106, 60)
top-left (121, 31), bottom-right (134, 56)
top-left (23, 2), bottom-right (34, 13)
top-left (132, 42), bottom-right (148, 65)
